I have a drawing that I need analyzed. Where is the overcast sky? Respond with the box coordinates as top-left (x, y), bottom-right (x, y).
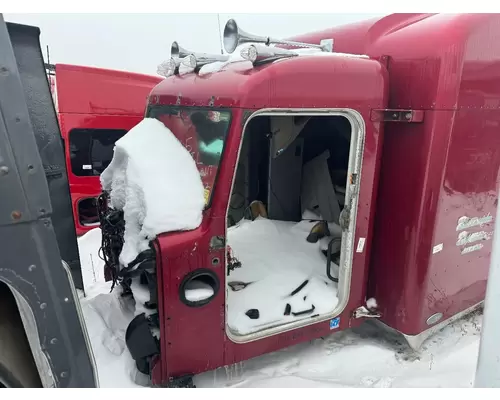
top-left (4, 13), bottom-right (384, 75)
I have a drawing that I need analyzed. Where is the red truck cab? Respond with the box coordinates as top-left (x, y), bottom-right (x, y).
top-left (142, 45), bottom-right (387, 383)
top-left (52, 64), bottom-right (162, 235)
top-left (289, 12), bottom-right (500, 343)
top-left (99, 13), bottom-right (500, 387)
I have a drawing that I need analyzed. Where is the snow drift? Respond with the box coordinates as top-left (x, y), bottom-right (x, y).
top-left (100, 118), bottom-right (205, 265)
top-left (77, 228), bottom-right (482, 388)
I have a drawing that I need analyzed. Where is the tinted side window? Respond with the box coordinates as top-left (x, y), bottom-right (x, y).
top-left (69, 129), bottom-right (127, 176)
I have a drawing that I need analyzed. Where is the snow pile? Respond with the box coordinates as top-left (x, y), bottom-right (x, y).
top-left (77, 227), bottom-right (482, 388)
top-left (184, 280), bottom-right (215, 302)
top-left (81, 279), bottom-right (153, 387)
top-left (100, 118), bottom-right (205, 265)
top-left (78, 229), bottom-right (155, 387)
top-left (227, 218), bottom-right (339, 335)
top-left (195, 311), bottom-right (483, 388)
top-left (78, 227), bottom-right (106, 292)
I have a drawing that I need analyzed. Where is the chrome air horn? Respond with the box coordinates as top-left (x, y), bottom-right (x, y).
top-left (223, 19), bottom-right (333, 54)
top-left (171, 41), bottom-right (229, 70)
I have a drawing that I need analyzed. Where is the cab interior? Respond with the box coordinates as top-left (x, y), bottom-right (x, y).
top-left (224, 113), bottom-right (356, 337)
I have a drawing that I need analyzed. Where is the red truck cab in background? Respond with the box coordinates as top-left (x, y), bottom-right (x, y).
top-left (49, 64), bottom-right (161, 236)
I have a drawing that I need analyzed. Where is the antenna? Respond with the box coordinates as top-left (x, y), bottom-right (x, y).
top-left (44, 45), bottom-right (55, 75)
top-left (217, 14), bottom-right (223, 55)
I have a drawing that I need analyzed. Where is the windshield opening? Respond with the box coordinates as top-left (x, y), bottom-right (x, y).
top-left (146, 105), bottom-right (231, 207)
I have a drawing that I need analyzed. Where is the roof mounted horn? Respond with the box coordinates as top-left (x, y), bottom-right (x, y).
top-left (223, 18), bottom-right (333, 54)
top-left (172, 41), bottom-right (229, 71)
top-left (157, 41), bottom-right (230, 77)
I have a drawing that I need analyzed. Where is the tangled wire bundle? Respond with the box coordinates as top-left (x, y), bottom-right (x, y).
top-left (97, 192), bottom-right (125, 291)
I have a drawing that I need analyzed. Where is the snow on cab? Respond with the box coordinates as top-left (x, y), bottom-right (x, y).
top-left (98, 13), bottom-right (500, 387)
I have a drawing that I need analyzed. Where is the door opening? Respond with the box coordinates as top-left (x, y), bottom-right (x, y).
top-left (225, 111), bottom-right (361, 340)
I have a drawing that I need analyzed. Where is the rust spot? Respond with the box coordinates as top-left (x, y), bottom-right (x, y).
top-left (11, 210), bottom-right (22, 220)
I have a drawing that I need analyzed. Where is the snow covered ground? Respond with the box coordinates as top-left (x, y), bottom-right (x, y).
top-left (77, 228), bottom-right (482, 388)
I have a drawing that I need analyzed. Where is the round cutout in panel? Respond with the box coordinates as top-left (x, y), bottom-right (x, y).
top-left (179, 269), bottom-right (220, 307)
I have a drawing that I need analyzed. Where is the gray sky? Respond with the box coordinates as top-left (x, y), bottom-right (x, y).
top-left (4, 13), bottom-right (384, 75)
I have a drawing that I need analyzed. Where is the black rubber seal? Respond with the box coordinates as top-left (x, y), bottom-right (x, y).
top-left (179, 268), bottom-right (220, 308)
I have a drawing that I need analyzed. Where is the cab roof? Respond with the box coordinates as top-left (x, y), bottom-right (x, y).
top-left (150, 13), bottom-right (500, 111)
top-left (149, 54), bottom-right (387, 110)
top-left (291, 13), bottom-right (500, 109)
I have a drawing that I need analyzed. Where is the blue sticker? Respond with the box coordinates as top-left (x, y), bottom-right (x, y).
top-left (330, 317), bottom-right (340, 330)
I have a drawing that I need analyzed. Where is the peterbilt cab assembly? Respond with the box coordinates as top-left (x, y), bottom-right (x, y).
top-left (96, 13), bottom-right (500, 386)
top-left (1, 12), bottom-right (499, 389)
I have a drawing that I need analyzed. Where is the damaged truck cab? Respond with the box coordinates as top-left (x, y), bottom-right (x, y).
top-left (104, 13), bottom-right (500, 386)
top-left (142, 36), bottom-right (388, 384)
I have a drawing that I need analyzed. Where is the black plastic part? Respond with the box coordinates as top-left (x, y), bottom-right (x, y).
top-left (292, 305), bottom-right (316, 317)
top-left (125, 313), bottom-right (160, 375)
top-left (6, 21), bottom-right (83, 290)
top-left (245, 309), bottom-right (260, 319)
top-left (139, 271), bottom-right (148, 285)
top-left (178, 269), bottom-right (220, 308)
top-left (149, 313), bottom-right (160, 328)
top-left (284, 303), bottom-right (291, 316)
top-left (122, 249), bottom-right (155, 275)
top-left (135, 358), bottom-right (150, 376)
top-left (326, 238), bottom-right (341, 283)
top-left (141, 269), bottom-right (158, 309)
top-left (290, 279), bottom-right (309, 296)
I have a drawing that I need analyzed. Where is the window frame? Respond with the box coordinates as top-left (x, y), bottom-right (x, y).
top-left (68, 128), bottom-right (128, 177)
top-left (145, 105), bottom-right (233, 209)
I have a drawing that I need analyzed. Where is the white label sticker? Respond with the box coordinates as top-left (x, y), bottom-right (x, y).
top-left (433, 243), bottom-right (443, 254)
top-left (356, 237), bottom-right (366, 253)
top-left (82, 164), bottom-right (92, 170)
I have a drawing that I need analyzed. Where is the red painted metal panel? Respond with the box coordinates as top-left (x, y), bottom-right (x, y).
top-left (145, 12), bottom-right (500, 383)
top-left (55, 64), bottom-right (161, 235)
top-left (151, 55), bottom-right (389, 382)
top-left (293, 13), bottom-right (500, 335)
top-left (55, 64), bottom-right (162, 115)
